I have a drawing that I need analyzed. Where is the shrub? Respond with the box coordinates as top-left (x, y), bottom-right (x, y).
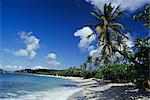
top-left (94, 70), bottom-right (103, 79)
top-left (81, 70), bottom-right (97, 79)
top-left (96, 63), bottom-right (136, 82)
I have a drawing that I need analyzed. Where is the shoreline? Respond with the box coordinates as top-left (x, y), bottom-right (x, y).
top-left (14, 73), bottom-right (150, 100)
top-left (3, 73), bottom-right (84, 100)
top-left (28, 73), bottom-right (85, 99)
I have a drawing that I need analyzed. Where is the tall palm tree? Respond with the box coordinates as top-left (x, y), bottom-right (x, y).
top-left (86, 3), bottom-right (126, 59)
top-left (85, 3), bottom-right (144, 67)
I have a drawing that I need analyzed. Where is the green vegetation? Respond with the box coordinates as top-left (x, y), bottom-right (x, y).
top-left (134, 4), bottom-right (150, 28)
top-left (15, 68), bottom-right (84, 77)
top-left (94, 64), bottom-right (136, 82)
top-left (80, 3), bottom-right (150, 90)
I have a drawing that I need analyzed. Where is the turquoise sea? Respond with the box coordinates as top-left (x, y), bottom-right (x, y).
top-left (0, 73), bottom-right (81, 100)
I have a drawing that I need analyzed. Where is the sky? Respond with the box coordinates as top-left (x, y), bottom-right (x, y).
top-left (0, 0), bottom-right (149, 71)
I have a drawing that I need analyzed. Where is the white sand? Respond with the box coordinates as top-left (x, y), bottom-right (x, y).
top-left (67, 78), bottom-right (149, 100)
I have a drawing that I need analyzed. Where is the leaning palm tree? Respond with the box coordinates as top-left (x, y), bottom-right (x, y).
top-left (112, 34), bottom-right (130, 63)
top-left (86, 3), bottom-right (126, 58)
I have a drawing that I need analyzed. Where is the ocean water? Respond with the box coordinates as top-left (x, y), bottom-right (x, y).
top-left (0, 73), bottom-right (81, 100)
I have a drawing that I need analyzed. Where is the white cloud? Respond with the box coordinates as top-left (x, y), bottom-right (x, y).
top-left (14, 31), bottom-right (40, 59)
top-left (74, 27), bottom-right (96, 50)
top-left (29, 51), bottom-right (37, 59)
top-left (48, 60), bottom-right (61, 67)
top-left (85, 0), bottom-right (149, 12)
top-left (46, 53), bottom-right (61, 67)
top-left (14, 49), bottom-right (28, 56)
top-left (88, 45), bottom-right (95, 52)
top-left (0, 65), bottom-right (23, 71)
top-left (89, 49), bottom-right (98, 56)
top-left (125, 32), bottom-right (134, 48)
top-left (0, 65), bottom-right (48, 71)
top-left (46, 53), bottom-right (57, 60)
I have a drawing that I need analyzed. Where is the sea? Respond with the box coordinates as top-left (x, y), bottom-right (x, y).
top-left (0, 73), bottom-right (81, 100)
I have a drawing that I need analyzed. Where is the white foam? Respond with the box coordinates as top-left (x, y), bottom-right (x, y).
top-left (1, 87), bottom-right (82, 100)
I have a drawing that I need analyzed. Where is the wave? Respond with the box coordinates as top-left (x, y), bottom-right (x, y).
top-left (1, 87), bottom-right (82, 100)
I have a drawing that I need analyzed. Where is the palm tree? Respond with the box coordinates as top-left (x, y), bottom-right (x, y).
top-left (79, 64), bottom-right (86, 70)
top-left (85, 3), bottom-right (144, 68)
top-left (113, 34), bottom-right (127, 51)
top-left (94, 57), bottom-right (100, 68)
top-left (86, 56), bottom-right (93, 70)
top-left (86, 3), bottom-right (125, 55)
top-left (133, 38), bottom-right (150, 66)
top-left (112, 34), bottom-right (131, 63)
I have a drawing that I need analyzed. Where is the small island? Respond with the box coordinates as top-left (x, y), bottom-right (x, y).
top-left (0, 69), bottom-right (7, 74)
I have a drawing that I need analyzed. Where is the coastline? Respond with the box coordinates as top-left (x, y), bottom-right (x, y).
top-left (17, 73), bottom-right (150, 100)
top-left (30, 74), bottom-right (85, 99)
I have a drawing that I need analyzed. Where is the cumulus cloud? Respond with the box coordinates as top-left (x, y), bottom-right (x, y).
top-left (88, 45), bottom-right (95, 52)
top-left (46, 53), bottom-right (57, 60)
top-left (14, 31), bottom-right (40, 59)
top-left (46, 53), bottom-right (61, 67)
top-left (29, 51), bottom-right (37, 59)
top-left (85, 0), bottom-right (149, 12)
top-left (89, 49), bottom-right (98, 56)
top-left (74, 27), bottom-right (96, 51)
top-left (15, 49), bottom-right (28, 56)
top-left (48, 60), bottom-right (61, 67)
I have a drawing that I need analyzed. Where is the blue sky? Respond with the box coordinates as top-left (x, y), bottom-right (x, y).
top-left (1, 0), bottom-right (149, 71)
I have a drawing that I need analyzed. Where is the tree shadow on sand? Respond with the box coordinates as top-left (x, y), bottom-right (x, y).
top-left (85, 85), bottom-right (150, 100)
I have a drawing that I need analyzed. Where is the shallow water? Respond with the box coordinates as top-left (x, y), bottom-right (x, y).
top-left (0, 73), bottom-right (81, 100)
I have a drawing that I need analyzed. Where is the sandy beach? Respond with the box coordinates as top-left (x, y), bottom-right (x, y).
top-left (67, 77), bottom-right (150, 100)
top-left (33, 74), bottom-right (150, 100)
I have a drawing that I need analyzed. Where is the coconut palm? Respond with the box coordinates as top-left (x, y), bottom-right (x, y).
top-left (86, 56), bottom-right (93, 70)
top-left (133, 37), bottom-right (150, 66)
top-left (112, 34), bottom-right (131, 63)
top-left (94, 57), bottom-right (101, 67)
top-left (86, 3), bottom-right (126, 55)
top-left (113, 34), bottom-right (127, 51)
top-left (80, 64), bottom-right (86, 71)
top-left (85, 3), bottom-right (146, 67)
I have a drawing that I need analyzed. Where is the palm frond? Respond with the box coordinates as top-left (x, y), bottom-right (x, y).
top-left (86, 33), bottom-right (95, 39)
top-left (91, 11), bottom-right (102, 21)
top-left (110, 23), bottom-right (125, 30)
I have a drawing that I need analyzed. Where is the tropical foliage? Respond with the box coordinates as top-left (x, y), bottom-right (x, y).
top-left (95, 63), bottom-right (136, 82)
top-left (80, 3), bottom-right (150, 89)
top-left (134, 4), bottom-right (150, 28)
top-left (86, 3), bottom-right (126, 59)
